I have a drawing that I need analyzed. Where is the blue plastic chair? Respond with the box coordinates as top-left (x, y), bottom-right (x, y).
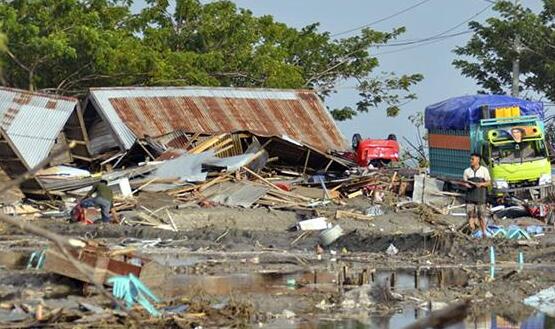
top-left (506, 225), bottom-right (531, 240)
top-left (107, 273), bottom-right (161, 317)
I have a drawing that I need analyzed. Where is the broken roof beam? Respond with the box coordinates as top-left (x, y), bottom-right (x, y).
top-left (257, 135), bottom-right (351, 173)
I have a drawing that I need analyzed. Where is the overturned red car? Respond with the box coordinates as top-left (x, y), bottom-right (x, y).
top-left (351, 133), bottom-right (400, 167)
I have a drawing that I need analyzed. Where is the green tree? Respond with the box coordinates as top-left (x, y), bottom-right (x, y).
top-left (453, 0), bottom-right (555, 100)
top-left (0, 0), bottom-right (155, 93)
top-left (0, 0), bottom-right (423, 119)
top-left (0, 32), bottom-right (5, 53)
top-left (133, 0), bottom-right (423, 119)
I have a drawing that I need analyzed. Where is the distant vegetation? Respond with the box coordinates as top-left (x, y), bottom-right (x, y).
top-left (0, 0), bottom-right (422, 120)
top-left (454, 0), bottom-right (555, 101)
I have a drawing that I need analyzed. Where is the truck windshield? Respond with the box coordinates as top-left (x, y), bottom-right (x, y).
top-left (491, 141), bottom-right (547, 164)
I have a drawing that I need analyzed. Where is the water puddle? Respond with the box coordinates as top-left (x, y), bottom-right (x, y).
top-left (372, 268), bottom-right (468, 291)
top-left (154, 267), bottom-right (469, 298)
top-left (264, 310), bottom-right (552, 328)
top-left (155, 271), bottom-right (338, 297)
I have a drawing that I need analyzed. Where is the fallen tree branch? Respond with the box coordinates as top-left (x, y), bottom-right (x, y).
top-left (403, 300), bottom-right (471, 329)
top-left (0, 141), bottom-right (141, 325)
top-left (0, 141), bottom-right (77, 196)
top-left (0, 213), bottom-right (140, 324)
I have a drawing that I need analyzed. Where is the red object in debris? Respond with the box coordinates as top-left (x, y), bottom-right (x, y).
top-left (352, 133), bottom-right (400, 167)
top-left (526, 204), bottom-right (549, 219)
top-left (275, 182), bottom-right (292, 192)
top-left (71, 204), bottom-right (94, 225)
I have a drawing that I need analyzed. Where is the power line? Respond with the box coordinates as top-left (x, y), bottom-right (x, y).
top-left (373, 31), bottom-right (473, 55)
top-left (372, 30), bottom-right (473, 47)
top-left (373, 3), bottom-right (492, 56)
top-left (331, 0), bottom-right (435, 37)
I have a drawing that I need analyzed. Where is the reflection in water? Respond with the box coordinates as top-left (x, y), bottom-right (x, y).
top-left (306, 311), bottom-right (552, 329)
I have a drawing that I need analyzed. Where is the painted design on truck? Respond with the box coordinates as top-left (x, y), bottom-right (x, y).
top-left (425, 95), bottom-right (550, 192)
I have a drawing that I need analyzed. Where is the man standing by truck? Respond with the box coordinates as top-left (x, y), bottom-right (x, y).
top-left (463, 153), bottom-right (491, 236)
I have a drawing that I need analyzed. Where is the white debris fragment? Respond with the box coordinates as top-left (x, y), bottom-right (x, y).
top-left (386, 243), bottom-right (399, 256)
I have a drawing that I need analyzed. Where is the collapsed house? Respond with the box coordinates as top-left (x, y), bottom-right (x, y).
top-left (82, 86), bottom-right (347, 153)
top-left (0, 87), bottom-right (88, 195)
top-left (0, 86), bottom-right (417, 220)
top-left (81, 86), bottom-right (347, 154)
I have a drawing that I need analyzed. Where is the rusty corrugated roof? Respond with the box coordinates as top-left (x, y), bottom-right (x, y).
top-left (0, 87), bottom-right (78, 168)
top-left (87, 87), bottom-right (347, 152)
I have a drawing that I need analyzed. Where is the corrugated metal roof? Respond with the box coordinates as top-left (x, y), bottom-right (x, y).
top-left (88, 86), bottom-right (347, 152)
top-left (0, 87), bottom-right (78, 168)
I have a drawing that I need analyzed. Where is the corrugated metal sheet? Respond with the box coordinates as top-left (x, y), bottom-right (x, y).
top-left (202, 181), bottom-right (269, 208)
top-left (0, 87), bottom-right (78, 168)
top-left (88, 87), bottom-right (347, 152)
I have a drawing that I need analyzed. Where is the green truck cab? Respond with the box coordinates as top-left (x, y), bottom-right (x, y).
top-left (425, 95), bottom-right (551, 193)
top-left (479, 116), bottom-right (551, 191)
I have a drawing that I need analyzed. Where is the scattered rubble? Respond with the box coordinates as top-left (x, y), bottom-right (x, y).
top-left (0, 86), bottom-right (553, 327)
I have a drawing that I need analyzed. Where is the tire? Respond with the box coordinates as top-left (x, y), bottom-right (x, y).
top-left (387, 134), bottom-right (397, 141)
top-left (352, 133), bottom-right (362, 149)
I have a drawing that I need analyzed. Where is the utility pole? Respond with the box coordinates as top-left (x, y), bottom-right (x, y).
top-left (511, 0), bottom-right (521, 97)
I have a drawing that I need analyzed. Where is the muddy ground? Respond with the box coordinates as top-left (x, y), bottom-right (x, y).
top-left (0, 194), bottom-right (554, 328)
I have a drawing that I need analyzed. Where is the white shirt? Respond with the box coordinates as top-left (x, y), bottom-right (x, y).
top-left (463, 166), bottom-right (491, 182)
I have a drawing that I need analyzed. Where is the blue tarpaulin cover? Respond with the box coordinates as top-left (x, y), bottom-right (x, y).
top-left (425, 95), bottom-right (544, 130)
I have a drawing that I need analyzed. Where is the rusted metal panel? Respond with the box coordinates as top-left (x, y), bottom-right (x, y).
top-left (88, 87), bottom-right (347, 152)
top-left (0, 87), bottom-right (78, 168)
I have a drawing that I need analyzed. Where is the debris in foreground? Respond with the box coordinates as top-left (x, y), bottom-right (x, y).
top-left (403, 300), bottom-right (471, 329)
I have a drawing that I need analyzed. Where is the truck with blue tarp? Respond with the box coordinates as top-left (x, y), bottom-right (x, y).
top-left (424, 95), bottom-right (551, 193)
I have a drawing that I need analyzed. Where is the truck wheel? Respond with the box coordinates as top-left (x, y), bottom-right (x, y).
top-left (387, 134), bottom-right (397, 141)
top-left (352, 133), bottom-right (362, 149)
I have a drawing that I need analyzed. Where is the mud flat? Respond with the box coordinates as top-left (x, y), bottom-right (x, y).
top-left (0, 204), bottom-right (553, 328)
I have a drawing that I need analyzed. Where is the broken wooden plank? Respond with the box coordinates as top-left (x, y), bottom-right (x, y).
top-left (197, 175), bottom-right (231, 192)
top-left (43, 248), bottom-right (140, 285)
top-left (517, 240), bottom-right (540, 246)
top-left (166, 209), bottom-right (178, 232)
top-left (189, 134), bottom-right (228, 154)
top-left (404, 300), bottom-right (470, 329)
top-left (132, 178), bottom-right (158, 195)
top-left (136, 211), bottom-right (163, 225)
top-left (108, 247), bottom-right (137, 257)
top-left (242, 166), bottom-right (311, 202)
top-left (425, 203), bottom-right (449, 215)
top-left (335, 210), bottom-right (375, 221)
top-left (346, 190), bottom-right (363, 199)
top-left (388, 172), bottom-right (398, 191)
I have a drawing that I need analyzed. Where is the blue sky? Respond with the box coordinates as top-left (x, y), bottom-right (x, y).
top-left (133, 0), bottom-right (543, 144)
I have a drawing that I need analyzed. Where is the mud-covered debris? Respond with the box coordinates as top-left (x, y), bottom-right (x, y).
top-left (297, 217), bottom-right (329, 231)
top-left (320, 225), bottom-right (344, 246)
top-left (365, 205), bottom-right (384, 216)
top-left (0, 306), bottom-right (30, 323)
top-left (386, 244), bottom-right (399, 256)
top-left (282, 309), bottom-right (295, 319)
top-left (524, 286), bottom-right (555, 316)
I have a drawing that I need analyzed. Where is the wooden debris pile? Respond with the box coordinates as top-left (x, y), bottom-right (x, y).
top-left (43, 239), bottom-right (168, 286)
top-left (0, 129), bottom-right (433, 228)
